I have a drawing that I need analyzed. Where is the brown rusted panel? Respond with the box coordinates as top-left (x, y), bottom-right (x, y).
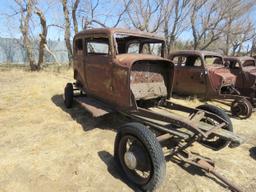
top-left (73, 28), bottom-right (173, 111)
top-left (130, 61), bottom-right (168, 100)
top-left (224, 56), bottom-right (256, 98)
top-left (169, 50), bottom-right (242, 99)
top-left (112, 65), bottom-right (131, 108)
top-left (74, 97), bottom-right (113, 117)
top-left (69, 29), bottom-right (244, 191)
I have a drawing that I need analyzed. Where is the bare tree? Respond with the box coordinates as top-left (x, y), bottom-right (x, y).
top-left (72, 0), bottom-right (80, 34)
top-left (34, 7), bottom-right (47, 69)
top-left (0, 38), bottom-right (16, 63)
top-left (123, 0), bottom-right (164, 32)
top-left (231, 22), bottom-right (255, 55)
top-left (221, 0), bottom-right (255, 55)
top-left (190, 0), bottom-right (230, 50)
top-left (15, 0), bottom-right (38, 70)
top-left (250, 37), bottom-right (256, 56)
top-left (80, 0), bottom-right (130, 29)
top-left (162, 0), bottom-right (190, 54)
top-left (61, 0), bottom-right (73, 67)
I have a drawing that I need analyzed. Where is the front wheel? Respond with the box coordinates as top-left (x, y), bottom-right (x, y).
top-left (231, 98), bottom-right (252, 119)
top-left (114, 123), bottom-right (166, 191)
top-left (196, 104), bottom-right (233, 151)
top-left (64, 83), bottom-right (73, 108)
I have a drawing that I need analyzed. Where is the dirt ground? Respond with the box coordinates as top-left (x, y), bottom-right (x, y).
top-left (0, 68), bottom-right (255, 192)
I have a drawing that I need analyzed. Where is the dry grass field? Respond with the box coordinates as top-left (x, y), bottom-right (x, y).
top-left (0, 68), bottom-right (256, 192)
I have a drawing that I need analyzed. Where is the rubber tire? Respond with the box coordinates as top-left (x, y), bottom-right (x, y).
top-left (196, 104), bottom-right (233, 151)
top-left (114, 122), bottom-right (166, 192)
top-left (64, 83), bottom-right (73, 108)
top-left (231, 99), bottom-right (253, 119)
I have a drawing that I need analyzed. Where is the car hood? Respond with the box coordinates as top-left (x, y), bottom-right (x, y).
top-left (207, 66), bottom-right (236, 85)
top-left (114, 54), bottom-right (172, 68)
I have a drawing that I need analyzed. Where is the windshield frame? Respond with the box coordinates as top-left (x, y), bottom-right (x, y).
top-left (204, 55), bottom-right (224, 67)
top-left (113, 32), bottom-right (166, 57)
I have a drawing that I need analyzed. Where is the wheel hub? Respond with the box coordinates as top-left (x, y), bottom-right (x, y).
top-left (124, 151), bottom-right (137, 170)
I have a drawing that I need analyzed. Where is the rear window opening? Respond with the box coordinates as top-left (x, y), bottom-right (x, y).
top-left (86, 37), bottom-right (110, 55)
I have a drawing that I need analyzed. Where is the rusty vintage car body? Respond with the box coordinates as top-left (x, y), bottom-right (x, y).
top-left (224, 56), bottom-right (256, 100)
top-left (64, 28), bottom-right (243, 192)
top-left (169, 50), bottom-right (254, 119)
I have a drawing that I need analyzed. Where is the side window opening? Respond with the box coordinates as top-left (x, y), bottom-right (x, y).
top-left (86, 37), bottom-right (110, 55)
top-left (184, 56), bottom-right (201, 67)
top-left (172, 56), bottom-right (179, 65)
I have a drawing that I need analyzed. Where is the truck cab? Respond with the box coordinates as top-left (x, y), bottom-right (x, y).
top-left (73, 28), bottom-right (173, 111)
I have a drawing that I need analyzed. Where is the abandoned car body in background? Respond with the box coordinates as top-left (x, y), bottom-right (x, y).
top-left (169, 50), bottom-right (254, 119)
top-left (64, 28), bottom-right (243, 191)
top-left (224, 56), bottom-right (256, 101)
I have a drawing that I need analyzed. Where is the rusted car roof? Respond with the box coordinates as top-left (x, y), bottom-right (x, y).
top-left (169, 50), bottom-right (223, 58)
top-left (224, 56), bottom-right (255, 63)
top-left (75, 28), bottom-right (165, 41)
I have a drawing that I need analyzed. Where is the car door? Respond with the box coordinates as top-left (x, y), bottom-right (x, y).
top-left (173, 55), bottom-right (207, 96)
top-left (229, 61), bottom-right (244, 89)
top-left (84, 35), bottom-right (113, 102)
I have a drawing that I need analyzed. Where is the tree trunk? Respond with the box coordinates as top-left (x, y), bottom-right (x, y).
top-left (72, 0), bottom-right (80, 34)
top-left (19, 0), bottom-right (37, 71)
top-left (61, 0), bottom-right (73, 67)
top-left (35, 8), bottom-right (47, 69)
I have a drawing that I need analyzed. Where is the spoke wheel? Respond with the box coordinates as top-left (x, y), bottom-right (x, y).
top-left (114, 123), bottom-right (166, 191)
top-left (119, 135), bottom-right (152, 185)
top-left (231, 99), bottom-right (252, 119)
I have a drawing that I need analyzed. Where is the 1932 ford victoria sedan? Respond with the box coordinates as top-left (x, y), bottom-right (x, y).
top-left (64, 28), bottom-right (243, 191)
top-left (169, 50), bottom-right (254, 119)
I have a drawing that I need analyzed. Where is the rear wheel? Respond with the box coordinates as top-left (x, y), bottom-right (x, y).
top-left (231, 99), bottom-right (252, 119)
top-left (196, 104), bottom-right (233, 151)
top-left (64, 83), bottom-right (73, 108)
top-left (114, 123), bottom-right (166, 191)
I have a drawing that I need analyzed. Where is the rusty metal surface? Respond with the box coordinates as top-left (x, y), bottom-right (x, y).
top-left (169, 50), bottom-right (244, 100)
top-left (73, 28), bottom-right (173, 111)
top-left (130, 61), bottom-right (168, 100)
top-left (74, 28), bottom-right (165, 41)
top-left (70, 28), bottom-right (244, 191)
top-left (169, 50), bottom-right (223, 59)
top-left (74, 97), bottom-right (113, 117)
top-left (224, 56), bottom-right (256, 98)
top-left (176, 151), bottom-right (243, 192)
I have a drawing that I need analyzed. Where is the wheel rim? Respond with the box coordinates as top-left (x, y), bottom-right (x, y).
top-left (231, 100), bottom-right (250, 118)
top-left (118, 135), bottom-right (153, 185)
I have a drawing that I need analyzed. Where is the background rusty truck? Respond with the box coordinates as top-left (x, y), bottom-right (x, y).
top-left (64, 28), bottom-right (243, 192)
top-left (169, 50), bottom-right (254, 119)
top-left (224, 56), bottom-right (256, 101)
